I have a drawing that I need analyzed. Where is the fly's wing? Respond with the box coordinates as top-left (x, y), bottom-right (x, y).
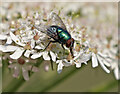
top-left (47, 27), bottom-right (58, 40)
top-left (34, 24), bottom-right (59, 40)
top-left (34, 12), bottom-right (66, 40)
top-left (49, 12), bottom-right (67, 31)
top-left (34, 24), bottom-right (48, 34)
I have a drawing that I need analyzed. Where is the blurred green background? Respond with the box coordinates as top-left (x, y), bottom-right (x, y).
top-left (2, 59), bottom-right (119, 92)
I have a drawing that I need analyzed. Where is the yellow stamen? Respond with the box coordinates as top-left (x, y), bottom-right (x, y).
top-left (34, 33), bottom-right (40, 40)
top-left (14, 30), bottom-right (20, 35)
top-left (75, 44), bottom-right (81, 52)
top-left (24, 43), bottom-right (31, 50)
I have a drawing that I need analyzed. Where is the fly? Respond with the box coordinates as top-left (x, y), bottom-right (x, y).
top-left (35, 12), bottom-right (74, 58)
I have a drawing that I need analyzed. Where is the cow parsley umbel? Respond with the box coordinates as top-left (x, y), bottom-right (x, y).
top-left (0, 3), bottom-right (119, 80)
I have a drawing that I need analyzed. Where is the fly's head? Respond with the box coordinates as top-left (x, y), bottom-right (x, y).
top-left (47, 26), bottom-right (57, 33)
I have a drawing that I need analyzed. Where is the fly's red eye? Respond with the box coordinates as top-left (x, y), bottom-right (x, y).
top-left (66, 39), bottom-right (71, 48)
top-left (66, 38), bottom-right (74, 48)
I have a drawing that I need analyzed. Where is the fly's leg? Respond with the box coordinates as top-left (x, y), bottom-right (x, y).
top-left (44, 40), bottom-right (57, 50)
top-left (50, 59), bottom-right (54, 71)
top-left (61, 43), bottom-right (66, 57)
top-left (44, 41), bottom-right (58, 70)
top-left (70, 47), bottom-right (74, 58)
top-left (61, 43), bottom-right (65, 50)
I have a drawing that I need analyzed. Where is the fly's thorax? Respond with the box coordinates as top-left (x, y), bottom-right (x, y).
top-left (57, 27), bottom-right (71, 43)
top-left (47, 25), bottom-right (71, 44)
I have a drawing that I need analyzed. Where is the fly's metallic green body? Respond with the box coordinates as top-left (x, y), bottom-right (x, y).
top-left (35, 12), bottom-right (74, 58)
top-left (47, 25), bottom-right (71, 44)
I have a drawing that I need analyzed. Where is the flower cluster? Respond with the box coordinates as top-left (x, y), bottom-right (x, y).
top-left (0, 3), bottom-right (119, 80)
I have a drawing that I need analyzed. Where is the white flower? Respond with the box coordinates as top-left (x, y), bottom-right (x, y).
top-left (96, 53), bottom-right (110, 73)
top-left (24, 50), bottom-right (32, 58)
top-left (0, 34), bottom-right (12, 45)
top-left (56, 60), bottom-right (64, 73)
top-left (92, 52), bottom-right (98, 68)
top-left (0, 31), bottom-right (33, 59)
top-left (73, 49), bottom-right (91, 68)
top-left (91, 51), bottom-right (110, 73)
top-left (0, 3), bottom-right (118, 81)
top-left (31, 51), bottom-right (57, 61)
top-left (8, 58), bottom-right (39, 81)
top-left (56, 59), bottom-right (73, 74)
top-left (10, 31), bottom-right (25, 47)
top-left (50, 51), bottom-right (57, 62)
top-left (10, 48), bottom-right (25, 59)
top-left (0, 45), bottom-right (18, 52)
top-left (110, 61), bottom-right (120, 80)
top-left (0, 34), bottom-right (8, 40)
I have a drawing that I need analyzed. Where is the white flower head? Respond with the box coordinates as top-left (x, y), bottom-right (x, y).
top-left (0, 3), bottom-right (119, 81)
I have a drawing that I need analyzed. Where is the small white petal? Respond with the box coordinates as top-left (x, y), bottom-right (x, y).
top-left (0, 45), bottom-right (18, 52)
top-left (10, 32), bottom-right (25, 46)
top-left (57, 60), bottom-right (64, 74)
top-left (79, 53), bottom-right (91, 63)
top-left (6, 37), bottom-right (12, 44)
top-left (24, 50), bottom-right (31, 58)
top-left (84, 62), bottom-right (87, 65)
top-left (98, 52), bottom-right (109, 58)
top-left (25, 59), bottom-right (29, 63)
top-left (50, 51), bottom-right (56, 62)
top-left (75, 63), bottom-right (81, 68)
top-left (22, 67), bottom-right (29, 81)
top-left (103, 60), bottom-right (111, 67)
top-left (0, 34), bottom-right (7, 40)
top-left (92, 53), bottom-right (98, 68)
top-left (73, 52), bottom-right (81, 60)
top-left (114, 67), bottom-right (120, 80)
top-left (10, 48), bottom-right (25, 59)
top-left (56, 60), bottom-right (60, 64)
top-left (31, 39), bottom-right (35, 49)
top-left (63, 59), bottom-right (73, 67)
top-left (97, 55), bottom-right (110, 73)
top-left (43, 51), bottom-right (50, 60)
top-left (31, 52), bottom-right (43, 59)
top-left (35, 45), bottom-right (44, 50)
